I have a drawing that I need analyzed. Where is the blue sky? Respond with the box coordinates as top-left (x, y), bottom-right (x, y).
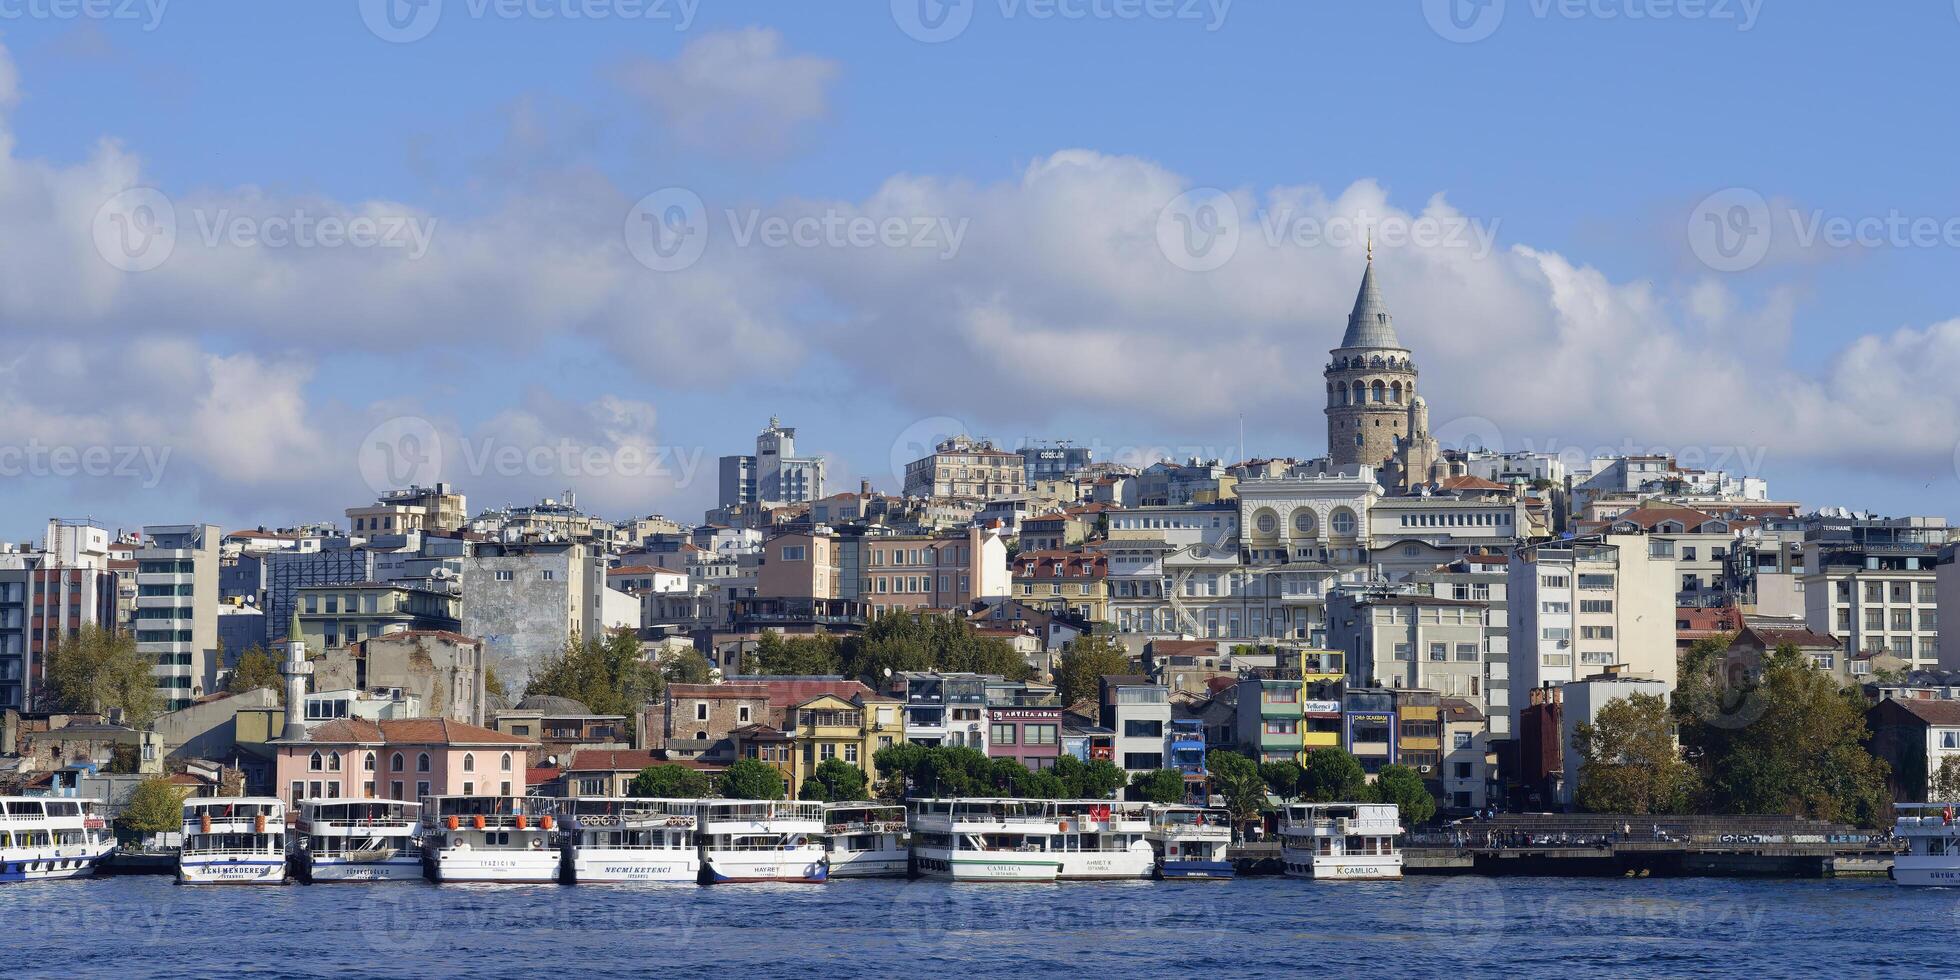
top-left (2, 1), bottom-right (1958, 539)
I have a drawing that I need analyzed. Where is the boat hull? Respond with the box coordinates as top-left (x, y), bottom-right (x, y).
top-left (702, 848), bottom-right (828, 883)
top-left (1054, 848), bottom-right (1156, 880)
top-left (915, 851), bottom-right (1061, 882)
top-left (427, 850), bottom-right (562, 884)
top-left (1281, 849), bottom-right (1403, 880)
top-left (569, 851), bottom-right (701, 883)
top-left (302, 854), bottom-right (426, 882)
top-left (178, 856), bottom-right (288, 885)
top-left (1891, 857), bottom-right (1960, 887)
top-left (0, 845), bottom-right (113, 882)
top-left (1158, 860), bottom-right (1235, 879)
top-left (825, 849), bottom-right (910, 878)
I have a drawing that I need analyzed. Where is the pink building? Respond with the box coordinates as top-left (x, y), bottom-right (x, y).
top-left (272, 718), bottom-right (538, 806)
top-left (865, 526), bottom-right (1009, 615)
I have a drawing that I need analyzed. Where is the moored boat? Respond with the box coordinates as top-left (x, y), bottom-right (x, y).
top-left (295, 799), bottom-right (422, 882)
top-left (822, 802), bottom-right (909, 878)
top-left (1046, 799), bottom-right (1155, 880)
top-left (1278, 802), bottom-right (1402, 880)
top-left (0, 796), bottom-right (115, 882)
top-left (421, 796), bottom-right (561, 884)
top-left (178, 798), bottom-right (288, 885)
top-left (1891, 803), bottom-right (1960, 887)
top-left (697, 800), bottom-right (828, 883)
top-left (562, 797), bottom-right (702, 884)
top-left (908, 798), bottom-right (1061, 882)
top-left (1145, 803), bottom-right (1234, 879)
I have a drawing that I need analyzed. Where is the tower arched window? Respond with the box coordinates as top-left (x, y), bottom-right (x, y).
top-left (1392, 381), bottom-right (1403, 404)
top-left (1351, 381), bottom-right (1365, 403)
top-left (1370, 356), bottom-right (1384, 368)
top-left (1371, 380), bottom-right (1386, 403)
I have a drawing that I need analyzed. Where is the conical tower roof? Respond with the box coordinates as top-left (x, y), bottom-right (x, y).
top-left (1339, 258), bottom-right (1402, 349)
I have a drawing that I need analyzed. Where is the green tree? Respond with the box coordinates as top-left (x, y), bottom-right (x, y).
top-left (1573, 692), bottom-right (1699, 815)
top-left (1707, 646), bottom-right (1891, 826)
top-left (804, 758), bottom-right (869, 802)
top-left (751, 630), bottom-right (844, 675)
top-left (1206, 749), bottom-right (1268, 826)
top-left (628, 763), bottom-right (712, 799)
top-left (660, 649), bottom-right (715, 686)
top-left (1932, 757), bottom-right (1960, 801)
top-left (226, 645), bottom-right (284, 700)
top-left (839, 612), bottom-right (1035, 683)
top-left (872, 742), bottom-right (932, 799)
top-left (1299, 748), bottom-right (1371, 802)
top-left (1373, 764), bottom-right (1437, 827)
top-left (1258, 760), bottom-right (1305, 802)
top-left (483, 665), bottom-right (508, 701)
top-left (1130, 768), bottom-right (1186, 804)
top-left (1050, 755), bottom-right (1127, 799)
top-left (119, 777), bottom-right (190, 835)
top-left (717, 759), bottom-right (788, 800)
top-left (524, 628), bottom-right (661, 716)
top-left (1054, 633), bottom-right (1131, 707)
top-left (43, 624), bottom-right (161, 726)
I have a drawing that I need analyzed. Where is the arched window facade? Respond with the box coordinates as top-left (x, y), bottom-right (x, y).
top-left (327, 751), bottom-right (341, 771)
top-left (364, 752), bottom-right (377, 772)
top-left (462, 753), bottom-right (475, 773)
top-left (391, 752), bottom-right (405, 772)
top-left (309, 751), bottom-right (323, 772)
top-left (501, 753), bottom-right (512, 772)
top-left (1370, 380), bottom-right (1386, 403)
top-left (416, 753), bottom-right (431, 773)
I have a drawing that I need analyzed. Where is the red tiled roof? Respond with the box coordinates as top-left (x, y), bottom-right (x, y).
top-left (666, 682), bottom-right (770, 700)
top-left (566, 749), bottom-right (660, 773)
top-left (1439, 475), bottom-right (1510, 493)
top-left (1738, 625), bottom-right (1840, 650)
top-left (1612, 505), bottom-right (1722, 532)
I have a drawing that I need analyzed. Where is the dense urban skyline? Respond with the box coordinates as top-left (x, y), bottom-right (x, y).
top-left (4, 4), bottom-right (1959, 540)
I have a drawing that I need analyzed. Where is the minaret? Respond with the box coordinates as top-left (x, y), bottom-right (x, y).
top-left (1324, 250), bottom-right (1419, 475)
top-left (279, 610), bottom-right (312, 740)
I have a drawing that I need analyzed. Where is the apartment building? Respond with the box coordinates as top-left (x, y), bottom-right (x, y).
top-left (1325, 589), bottom-right (1489, 720)
top-left (1099, 675), bottom-right (1170, 776)
top-left (901, 435), bottom-right (1026, 500)
top-left (1010, 550), bottom-right (1108, 622)
top-left (1507, 535), bottom-right (1677, 733)
top-left (862, 526), bottom-right (1008, 615)
top-left (135, 524), bottom-right (222, 711)
top-left (1803, 516), bottom-right (1947, 668)
top-left (461, 540), bottom-right (608, 680)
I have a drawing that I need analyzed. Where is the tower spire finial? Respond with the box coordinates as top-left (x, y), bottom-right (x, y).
top-left (1366, 228), bottom-right (1373, 262)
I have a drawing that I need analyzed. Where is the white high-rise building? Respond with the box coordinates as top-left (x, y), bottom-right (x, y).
top-left (134, 524), bottom-right (222, 711)
top-left (1506, 535), bottom-right (1676, 733)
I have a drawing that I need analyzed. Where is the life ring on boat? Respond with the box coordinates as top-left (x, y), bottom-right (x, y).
top-left (540, 815), bottom-right (555, 830)
top-left (1058, 819), bottom-right (1071, 833)
top-left (472, 815), bottom-right (486, 830)
top-left (515, 814), bottom-right (528, 830)
top-left (446, 815), bottom-right (460, 831)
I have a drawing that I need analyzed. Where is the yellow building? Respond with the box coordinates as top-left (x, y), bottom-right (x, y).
top-left (775, 691), bottom-right (905, 792)
top-left (1011, 550), bottom-right (1110, 623)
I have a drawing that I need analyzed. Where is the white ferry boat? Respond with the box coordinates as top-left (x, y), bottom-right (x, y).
top-left (1891, 802), bottom-right (1960, 886)
top-left (420, 795), bottom-right (562, 884)
top-left (294, 799), bottom-right (423, 882)
top-left (1144, 803), bottom-right (1234, 879)
top-left (1046, 800), bottom-right (1156, 880)
top-left (0, 796), bottom-right (115, 882)
top-left (822, 802), bottom-right (909, 878)
top-left (1278, 802), bottom-right (1403, 880)
top-left (179, 798), bottom-right (289, 885)
top-left (908, 798), bottom-right (1062, 882)
top-left (697, 800), bottom-right (828, 883)
top-left (562, 797), bottom-right (702, 884)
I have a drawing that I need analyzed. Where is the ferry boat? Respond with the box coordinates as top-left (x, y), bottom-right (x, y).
top-left (179, 798), bottom-right (289, 885)
top-left (1144, 803), bottom-right (1234, 879)
top-left (696, 800), bottom-right (828, 883)
top-left (0, 796), bottom-right (115, 882)
top-left (822, 802), bottom-right (909, 878)
top-left (420, 796), bottom-right (562, 884)
top-left (1046, 799), bottom-right (1156, 880)
top-left (908, 798), bottom-right (1062, 882)
top-left (294, 799), bottom-right (422, 882)
top-left (1278, 802), bottom-right (1403, 880)
top-left (561, 797), bottom-right (702, 884)
top-left (1891, 802), bottom-right (1960, 886)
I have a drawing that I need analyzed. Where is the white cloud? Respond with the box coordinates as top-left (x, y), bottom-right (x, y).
top-left (613, 27), bottom-right (839, 157)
